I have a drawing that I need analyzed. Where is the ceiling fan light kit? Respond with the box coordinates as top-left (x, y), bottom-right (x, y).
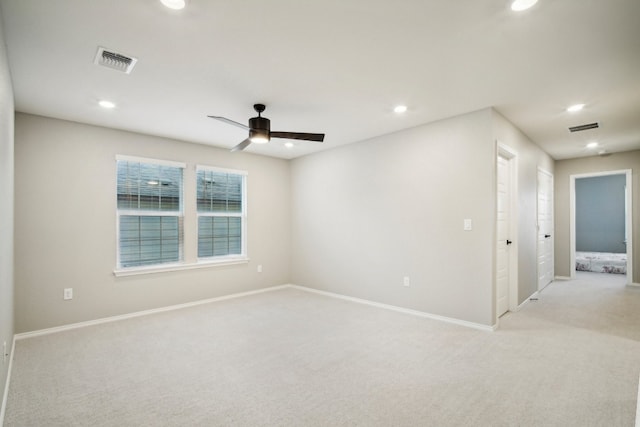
top-left (511, 0), bottom-right (538, 12)
top-left (208, 104), bottom-right (325, 152)
top-left (249, 130), bottom-right (269, 144)
top-left (160, 0), bottom-right (186, 10)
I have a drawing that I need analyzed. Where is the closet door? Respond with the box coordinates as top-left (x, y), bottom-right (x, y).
top-left (537, 168), bottom-right (554, 291)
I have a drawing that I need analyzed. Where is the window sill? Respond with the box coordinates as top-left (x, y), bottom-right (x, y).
top-left (113, 257), bottom-right (250, 277)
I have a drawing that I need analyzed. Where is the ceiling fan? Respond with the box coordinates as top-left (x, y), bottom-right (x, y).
top-left (208, 104), bottom-right (325, 152)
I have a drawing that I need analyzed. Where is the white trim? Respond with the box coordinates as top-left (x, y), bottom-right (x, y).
top-left (118, 210), bottom-right (180, 217)
top-left (15, 285), bottom-right (289, 340)
top-left (197, 212), bottom-right (243, 218)
top-left (115, 154), bottom-right (185, 168)
top-left (554, 275), bottom-right (572, 281)
top-left (113, 257), bottom-right (250, 277)
top-left (570, 169), bottom-right (632, 180)
top-left (289, 285), bottom-right (496, 332)
top-left (516, 291), bottom-right (539, 311)
top-left (537, 168), bottom-right (553, 176)
top-left (570, 170), bottom-right (633, 284)
top-left (538, 278), bottom-right (553, 293)
top-left (196, 164), bottom-right (248, 176)
top-left (0, 336), bottom-right (16, 426)
top-left (536, 167), bottom-right (555, 291)
top-left (497, 142), bottom-right (518, 159)
top-left (627, 172), bottom-right (633, 283)
top-left (14, 283), bottom-right (497, 343)
top-left (628, 283), bottom-right (640, 288)
top-left (496, 141), bottom-right (519, 321)
top-left (636, 374), bottom-right (640, 427)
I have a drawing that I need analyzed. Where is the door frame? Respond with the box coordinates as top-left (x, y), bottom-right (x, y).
top-left (496, 142), bottom-right (519, 323)
top-left (569, 169), bottom-right (633, 284)
top-left (537, 167), bottom-right (554, 291)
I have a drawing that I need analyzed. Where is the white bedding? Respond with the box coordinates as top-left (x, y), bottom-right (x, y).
top-left (576, 251), bottom-right (627, 274)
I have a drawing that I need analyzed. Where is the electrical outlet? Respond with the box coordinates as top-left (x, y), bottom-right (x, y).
top-left (403, 276), bottom-right (410, 287)
top-left (257, 264), bottom-right (263, 273)
top-left (63, 288), bottom-right (73, 300)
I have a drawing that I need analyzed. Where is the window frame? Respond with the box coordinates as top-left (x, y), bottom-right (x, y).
top-left (115, 155), bottom-right (186, 272)
top-left (196, 164), bottom-right (248, 263)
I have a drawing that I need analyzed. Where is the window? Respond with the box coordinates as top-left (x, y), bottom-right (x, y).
top-left (116, 157), bottom-right (184, 268)
top-left (196, 166), bottom-right (247, 260)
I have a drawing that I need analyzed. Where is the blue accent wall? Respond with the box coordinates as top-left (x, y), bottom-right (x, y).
top-left (576, 174), bottom-right (626, 253)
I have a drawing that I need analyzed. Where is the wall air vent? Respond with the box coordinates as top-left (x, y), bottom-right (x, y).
top-left (568, 122), bottom-right (599, 133)
top-left (94, 47), bottom-right (137, 74)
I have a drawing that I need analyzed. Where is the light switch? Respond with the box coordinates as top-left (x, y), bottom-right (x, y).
top-left (464, 219), bottom-right (472, 231)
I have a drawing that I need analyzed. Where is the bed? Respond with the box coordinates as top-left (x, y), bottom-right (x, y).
top-left (576, 251), bottom-right (627, 274)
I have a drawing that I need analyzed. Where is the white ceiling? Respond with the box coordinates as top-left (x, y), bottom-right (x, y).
top-left (1, 0), bottom-right (639, 160)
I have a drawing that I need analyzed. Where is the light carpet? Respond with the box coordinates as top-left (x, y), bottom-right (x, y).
top-left (4, 272), bottom-right (640, 426)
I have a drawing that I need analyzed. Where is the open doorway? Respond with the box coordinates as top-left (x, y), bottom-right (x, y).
top-left (569, 170), bottom-right (632, 284)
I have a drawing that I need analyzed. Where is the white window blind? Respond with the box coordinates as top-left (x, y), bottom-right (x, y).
top-left (196, 167), bottom-right (246, 259)
top-left (117, 159), bottom-right (184, 268)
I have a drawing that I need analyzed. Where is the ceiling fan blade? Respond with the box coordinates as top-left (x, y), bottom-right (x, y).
top-left (271, 131), bottom-right (325, 142)
top-left (208, 115), bottom-right (250, 131)
top-left (231, 138), bottom-right (252, 152)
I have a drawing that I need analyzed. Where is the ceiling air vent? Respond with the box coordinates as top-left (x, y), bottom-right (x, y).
top-left (568, 122), bottom-right (599, 133)
top-left (94, 47), bottom-right (137, 74)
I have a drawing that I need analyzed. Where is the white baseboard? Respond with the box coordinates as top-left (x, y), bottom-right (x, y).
top-left (628, 283), bottom-right (640, 288)
top-left (0, 336), bottom-right (16, 427)
top-left (289, 284), bottom-right (495, 332)
top-left (554, 276), bottom-right (572, 281)
top-left (14, 282), bottom-right (496, 341)
top-left (517, 291), bottom-right (539, 311)
top-left (15, 285), bottom-right (290, 341)
top-left (636, 374), bottom-right (640, 427)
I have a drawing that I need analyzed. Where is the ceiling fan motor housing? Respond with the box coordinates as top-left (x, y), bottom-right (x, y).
top-left (249, 116), bottom-right (270, 142)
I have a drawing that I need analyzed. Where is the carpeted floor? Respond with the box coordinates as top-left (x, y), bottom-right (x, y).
top-left (4, 272), bottom-right (640, 426)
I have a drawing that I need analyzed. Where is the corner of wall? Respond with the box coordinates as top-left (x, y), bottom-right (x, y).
top-left (489, 107), bottom-right (556, 308)
top-left (0, 5), bottom-right (16, 421)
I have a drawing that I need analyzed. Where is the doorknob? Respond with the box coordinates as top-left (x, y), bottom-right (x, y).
top-left (506, 240), bottom-right (513, 245)
top-left (544, 234), bottom-right (551, 238)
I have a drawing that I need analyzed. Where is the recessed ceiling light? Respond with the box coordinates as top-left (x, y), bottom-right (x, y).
top-left (567, 103), bottom-right (585, 113)
top-left (511, 0), bottom-right (538, 11)
top-left (98, 100), bottom-right (116, 109)
top-left (284, 142), bottom-right (294, 148)
top-left (160, 0), bottom-right (186, 10)
top-left (586, 142), bottom-right (598, 149)
top-left (394, 105), bottom-right (408, 114)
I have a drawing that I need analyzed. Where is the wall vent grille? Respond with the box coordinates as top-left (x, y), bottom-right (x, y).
top-left (568, 122), bottom-right (599, 133)
top-left (94, 47), bottom-right (137, 74)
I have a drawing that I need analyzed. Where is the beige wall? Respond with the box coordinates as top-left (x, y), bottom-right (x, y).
top-left (492, 110), bottom-right (555, 305)
top-left (12, 108), bottom-right (555, 333)
top-left (290, 108), bottom-right (553, 327)
top-left (291, 109), bottom-right (497, 326)
top-left (0, 8), bottom-right (15, 411)
top-left (14, 114), bottom-right (292, 332)
top-left (554, 151), bottom-right (640, 282)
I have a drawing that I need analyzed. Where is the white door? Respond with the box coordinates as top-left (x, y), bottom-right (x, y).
top-left (537, 169), bottom-right (554, 290)
top-left (496, 154), bottom-right (512, 317)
